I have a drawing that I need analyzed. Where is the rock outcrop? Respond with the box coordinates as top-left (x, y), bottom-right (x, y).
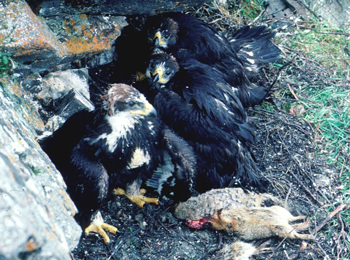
top-left (2, 0), bottom-right (345, 258)
top-left (36, 0), bottom-right (208, 17)
top-left (0, 0), bottom-right (126, 258)
top-left (0, 75), bottom-right (81, 259)
top-left (0, 0), bottom-right (207, 258)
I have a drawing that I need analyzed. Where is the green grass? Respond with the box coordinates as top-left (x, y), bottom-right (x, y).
top-left (0, 53), bottom-right (12, 75)
top-left (236, 0), bottom-right (264, 20)
top-left (299, 86), bottom-right (350, 169)
top-left (288, 20), bottom-right (350, 77)
top-left (228, 0), bottom-right (350, 185)
top-left (0, 25), bottom-right (15, 76)
top-left (230, 1), bottom-right (350, 255)
top-left (279, 10), bottom-right (350, 255)
top-left (284, 20), bottom-right (350, 193)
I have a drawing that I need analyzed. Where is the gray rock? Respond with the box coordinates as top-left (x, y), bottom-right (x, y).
top-left (35, 69), bottom-right (95, 131)
top-left (0, 0), bottom-right (127, 76)
top-left (265, 0), bottom-right (295, 22)
top-left (20, 73), bottom-right (43, 94)
top-left (37, 69), bottom-right (91, 104)
top-left (265, 0), bottom-right (350, 29)
top-left (37, 0), bottom-right (209, 17)
top-left (313, 173), bottom-right (331, 187)
top-left (0, 76), bottom-right (82, 259)
top-left (311, 0), bottom-right (350, 29)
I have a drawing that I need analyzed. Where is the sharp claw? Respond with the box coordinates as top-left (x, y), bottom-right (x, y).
top-left (85, 223), bottom-right (115, 243)
top-left (135, 72), bottom-right (147, 82)
top-left (84, 211), bottom-right (118, 244)
top-left (130, 196), bottom-right (146, 208)
top-left (101, 223), bottom-right (118, 234)
top-left (113, 187), bottom-right (126, 196)
top-left (113, 188), bottom-right (159, 208)
top-left (139, 195), bottom-right (159, 205)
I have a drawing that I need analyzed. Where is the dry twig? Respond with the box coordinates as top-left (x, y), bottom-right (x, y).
top-left (313, 204), bottom-right (348, 234)
top-left (287, 84), bottom-right (299, 101)
top-left (276, 131), bottom-right (323, 206)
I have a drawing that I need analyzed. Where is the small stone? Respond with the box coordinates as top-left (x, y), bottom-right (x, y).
top-left (37, 69), bottom-right (91, 104)
top-left (36, 69), bottom-right (94, 129)
top-left (160, 212), bottom-right (177, 224)
top-left (20, 73), bottom-right (43, 93)
top-left (289, 104), bottom-right (306, 116)
top-left (314, 174), bottom-right (331, 187)
top-left (135, 214), bottom-right (148, 230)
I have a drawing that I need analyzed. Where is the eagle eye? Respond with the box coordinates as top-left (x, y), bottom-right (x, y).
top-left (128, 101), bottom-right (136, 107)
top-left (164, 70), bottom-right (172, 76)
top-left (149, 61), bottom-right (155, 69)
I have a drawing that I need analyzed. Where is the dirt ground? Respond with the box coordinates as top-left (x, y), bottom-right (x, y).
top-left (71, 94), bottom-right (347, 260)
top-left (71, 4), bottom-right (349, 260)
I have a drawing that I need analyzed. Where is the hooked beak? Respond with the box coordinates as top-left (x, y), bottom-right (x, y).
top-left (152, 73), bottom-right (159, 83)
top-left (153, 32), bottom-right (167, 47)
top-left (150, 68), bottom-right (164, 83)
top-left (130, 102), bottom-right (157, 117)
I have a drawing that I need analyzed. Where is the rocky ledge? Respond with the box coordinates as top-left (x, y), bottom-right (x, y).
top-left (1, 0), bottom-right (348, 258)
top-left (0, 0), bottom-right (206, 258)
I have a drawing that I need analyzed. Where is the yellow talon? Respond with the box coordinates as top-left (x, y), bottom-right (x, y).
top-left (84, 211), bottom-right (118, 243)
top-left (113, 188), bottom-right (159, 208)
top-left (101, 223), bottom-right (118, 234)
top-left (113, 187), bottom-right (127, 196)
top-left (135, 71), bottom-right (147, 82)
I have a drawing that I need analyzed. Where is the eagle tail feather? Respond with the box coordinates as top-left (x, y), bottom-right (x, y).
top-left (229, 26), bottom-right (281, 76)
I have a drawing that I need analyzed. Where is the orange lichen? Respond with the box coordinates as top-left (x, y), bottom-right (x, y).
top-left (59, 189), bottom-right (78, 216)
top-left (60, 14), bottom-right (122, 55)
top-left (10, 83), bottom-right (22, 98)
top-left (23, 108), bottom-right (45, 131)
top-left (2, 1), bottom-right (125, 61)
top-left (44, 229), bottom-right (57, 240)
top-left (83, 30), bottom-right (93, 39)
top-left (79, 14), bottom-right (88, 21)
top-left (64, 33), bottom-right (116, 55)
top-left (63, 19), bottom-right (75, 35)
top-left (25, 238), bottom-right (38, 251)
top-left (1, 1), bottom-right (66, 58)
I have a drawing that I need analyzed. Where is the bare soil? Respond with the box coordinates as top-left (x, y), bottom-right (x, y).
top-left (71, 94), bottom-right (347, 260)
top-left (71, 3), bottom-right (349, 260)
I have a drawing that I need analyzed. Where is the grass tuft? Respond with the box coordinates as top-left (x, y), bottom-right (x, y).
top-left (299, 86), bottom-right (350, 164)
top-left (236, 0), bottom-right (264, 20)
top-left (0, 52), bottom-right (12, 75)
top-left (0, 25), bottom-right (15, 76)
top-left (288, 20), bottom-right (350, 76)
top-left (284, 22), bottom-right (350, 182)
top-left (278, 9), bottom-right (350, 247)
